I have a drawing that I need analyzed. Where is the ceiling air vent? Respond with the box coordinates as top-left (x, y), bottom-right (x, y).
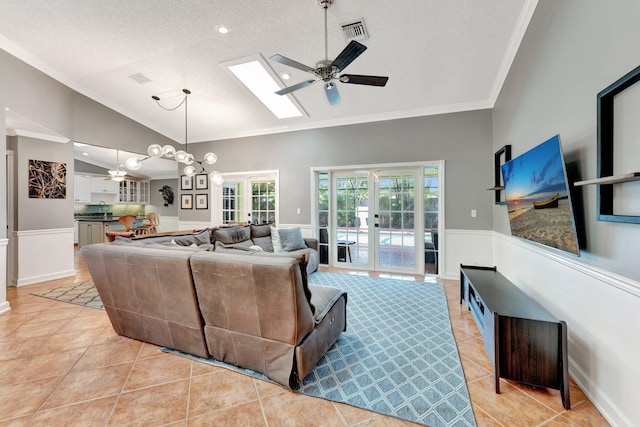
top-left (341, 19), bottom-right (368, 41)
top-left (129, 73), bottom-right (151, 84)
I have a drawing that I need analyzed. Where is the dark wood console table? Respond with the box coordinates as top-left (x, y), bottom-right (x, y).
top-left (460, 265), bottom-right (570, 409)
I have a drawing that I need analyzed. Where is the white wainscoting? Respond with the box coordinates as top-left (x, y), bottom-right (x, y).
top-left (278, 224), bottom-right (313, 238)
top-left (493, 232), bottom-right (639, 427)
top-left (0, 239), bottom-right (10, 314)
top-left (156, 216), bottom-right (179, 233)
top-left (14, 229), bottom-right (75, 287)
top-left (442, 229), bottom-right (494, 279)
top-left (177, 221), bottom-right (212, 231)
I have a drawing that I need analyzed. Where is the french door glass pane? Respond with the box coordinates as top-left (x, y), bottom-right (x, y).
top-left (335, 174), bottom-right (369, 265)
top-left (251, 179), bottom-right (276, 224)
top-left (377, 171), bottom-right (415, 269)
top-left (222, 182), bottom-right (242, 224)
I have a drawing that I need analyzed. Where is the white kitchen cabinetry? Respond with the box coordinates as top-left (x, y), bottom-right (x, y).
top-left (119, 179), bottom-right (150, 204)
top-left (74, 176), bottom-right (91, 203)
top-left (90, 177), bottom-right (119, 194)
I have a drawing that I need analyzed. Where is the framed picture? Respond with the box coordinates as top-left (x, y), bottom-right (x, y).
top-left (195, 174), bottom-right (209, 190)
top-left (28, 159), bottom-right (67, 199)
top-left (196, 194), bottom-right (208, 210)
top-left (181, 175), bottom-right (193, 190)
top-left (181, 194), bottom-right (193, 209)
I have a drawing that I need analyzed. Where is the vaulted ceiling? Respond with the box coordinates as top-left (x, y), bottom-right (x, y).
top-left (1, 0), bottom-right (536, 144)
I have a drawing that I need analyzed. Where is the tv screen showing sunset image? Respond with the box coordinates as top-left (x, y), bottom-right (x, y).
top-left (501, 135), bottom-right (580, 256)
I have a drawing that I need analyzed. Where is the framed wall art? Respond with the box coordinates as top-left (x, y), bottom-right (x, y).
top-left (196, 194), bottom-right (208, 210)
top-left (195, 174), bottom-right (208, 190)
top-left (181, 175), bottom-right (193, 191)
top-left (181, 194), bottom-right (193, 209)
top-left (28, 159), bottom-right (67, 199)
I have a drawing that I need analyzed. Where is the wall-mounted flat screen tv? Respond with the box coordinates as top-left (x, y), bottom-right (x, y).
top-left (501, 135), bottom-right (580, 256)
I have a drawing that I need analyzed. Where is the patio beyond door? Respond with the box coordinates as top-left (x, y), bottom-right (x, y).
top-left (332, 168), bottom-right (422, 274)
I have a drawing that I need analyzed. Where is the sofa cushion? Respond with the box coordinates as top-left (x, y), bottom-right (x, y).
top-left (271, 227), bottom-right (307, 252)
top-left (171, 229), bottom-right (212, 246)
top-left (252, 236), bottom-right (274, 252)
top-left (250, 223), bottom-right (272, 238)
top-left (215, 239), bottom-right (254, 251)
top-left (214, 225), bottom-right (251, 245)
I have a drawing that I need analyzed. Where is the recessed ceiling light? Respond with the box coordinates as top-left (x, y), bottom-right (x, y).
top-left (82, 152), bottom-right (89, 156)
top-left (5, 107), bottom-right (9, 111)
top-left (226, 56), bottom-right (306, 119)
top-left (216, 25), bottom-right (230, 34)
top-left (280, 72), bottom-right (291, 80)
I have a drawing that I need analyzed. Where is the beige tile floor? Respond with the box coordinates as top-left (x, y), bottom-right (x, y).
top-left (0, 250), bottom-right (610, 426)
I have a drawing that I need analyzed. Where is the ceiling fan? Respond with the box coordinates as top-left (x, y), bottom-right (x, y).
top-left (270, 0), bottom-right (388, 105)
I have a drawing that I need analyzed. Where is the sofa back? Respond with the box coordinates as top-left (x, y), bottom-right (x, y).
top-left (81, 243), bottom-right (209, 358)
top-left (189, 251), bottom-right (316, 385)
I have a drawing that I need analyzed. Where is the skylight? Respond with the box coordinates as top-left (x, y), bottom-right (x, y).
top-left (227, 57), bottom-right (306, 119)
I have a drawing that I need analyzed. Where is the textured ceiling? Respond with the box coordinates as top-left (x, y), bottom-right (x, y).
top-left (0, 0), bottom-right (537, 144)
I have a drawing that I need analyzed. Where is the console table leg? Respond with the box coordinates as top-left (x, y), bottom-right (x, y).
top-left (560, 321), bottom-right (571, 410)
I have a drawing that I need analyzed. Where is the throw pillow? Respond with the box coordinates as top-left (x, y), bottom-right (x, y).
top-left (172, 229), bottom-right (211, 246)
top-left (270, 226), bottom-right (283, 252)
top-left (278, 228), bottom-right (307, 252)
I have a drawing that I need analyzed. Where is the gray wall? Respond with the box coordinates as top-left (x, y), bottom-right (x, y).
top-left (149, 179), bottom-right (179, 217)
top-left (74, 159), bottom-right (110, 175)
top-left (0, 49), bottom-right (178, 236)
top-left (187, 110), bottom-right (494, 229)
top-left (11, 136), bottom-right (75, 230)
top-left (493, 0), bottom-right (640, 281)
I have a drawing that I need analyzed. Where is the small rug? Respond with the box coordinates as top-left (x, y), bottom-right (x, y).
top-left (167, 272), bottom-right (475, 427)
top-left (31, 280), bottom-right (104, 310)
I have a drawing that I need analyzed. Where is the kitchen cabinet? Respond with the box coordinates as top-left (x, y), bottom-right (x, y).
top-left (119, 179), bottom-right (150, 204)
top-left (90, 177), bottom-right (119, 194)
top-left (78, 221), bottom-right (105, 247)
top-left (74, 176), bottom-right (91, 203)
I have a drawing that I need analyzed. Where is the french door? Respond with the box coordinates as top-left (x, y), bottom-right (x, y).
top-left (330, 167), bottom-right (423, 274)
top-left (213, 172), bottom-right (278, 225)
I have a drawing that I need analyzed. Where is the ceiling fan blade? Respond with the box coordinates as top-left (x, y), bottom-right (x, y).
top-left (340, 74), bottom-right (389, 86)
top-left (324, 83), bottom-right (341, 105)
top-left (330, 40), bottom-right (367, 72)
top-left (275, 79), bottom-right (317, 95)
top-left (270, 54), bottom-right (316, 73)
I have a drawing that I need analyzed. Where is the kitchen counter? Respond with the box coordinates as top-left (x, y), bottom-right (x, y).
top-left (75, 216), bottom-right (146, 222)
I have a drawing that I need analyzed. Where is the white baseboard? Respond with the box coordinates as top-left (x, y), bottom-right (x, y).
top-left (14, 229), bottom-right (75, 287)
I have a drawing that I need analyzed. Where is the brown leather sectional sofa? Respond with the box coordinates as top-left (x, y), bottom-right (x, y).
top-left (81, 240), bottom-right (347, 387)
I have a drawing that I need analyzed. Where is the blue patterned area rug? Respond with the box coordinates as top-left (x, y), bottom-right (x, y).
top-left (304, 272), bottom-right (475, 427)
top-left (164, 272), bottom-right (475, 427)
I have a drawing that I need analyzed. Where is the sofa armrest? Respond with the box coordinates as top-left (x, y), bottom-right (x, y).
top-left (304, 237), bottom-right (318, 251)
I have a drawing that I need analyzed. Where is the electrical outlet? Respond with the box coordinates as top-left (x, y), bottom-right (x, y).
top-left (296, 208), bottom-right (301, 215)
top-left (471, 209), bottom-right (477, 218)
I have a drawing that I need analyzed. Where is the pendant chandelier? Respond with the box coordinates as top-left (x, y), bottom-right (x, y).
top-left (126, 89), bottom-right (223, 185)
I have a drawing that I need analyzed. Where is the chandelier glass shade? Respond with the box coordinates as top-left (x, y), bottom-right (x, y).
top-left (126, 89), bottom-right (223, 184)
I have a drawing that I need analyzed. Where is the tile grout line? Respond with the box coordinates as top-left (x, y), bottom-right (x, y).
top-left (253, 379), bottom-right (270, 427)
top-left (103, 339), bottom-right (146, 425)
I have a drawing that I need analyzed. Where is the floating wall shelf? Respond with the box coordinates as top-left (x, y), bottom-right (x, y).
top-left (486, 186), bottom-right (505, 191)
top-left (574, 172), bottom-right (640, 187)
